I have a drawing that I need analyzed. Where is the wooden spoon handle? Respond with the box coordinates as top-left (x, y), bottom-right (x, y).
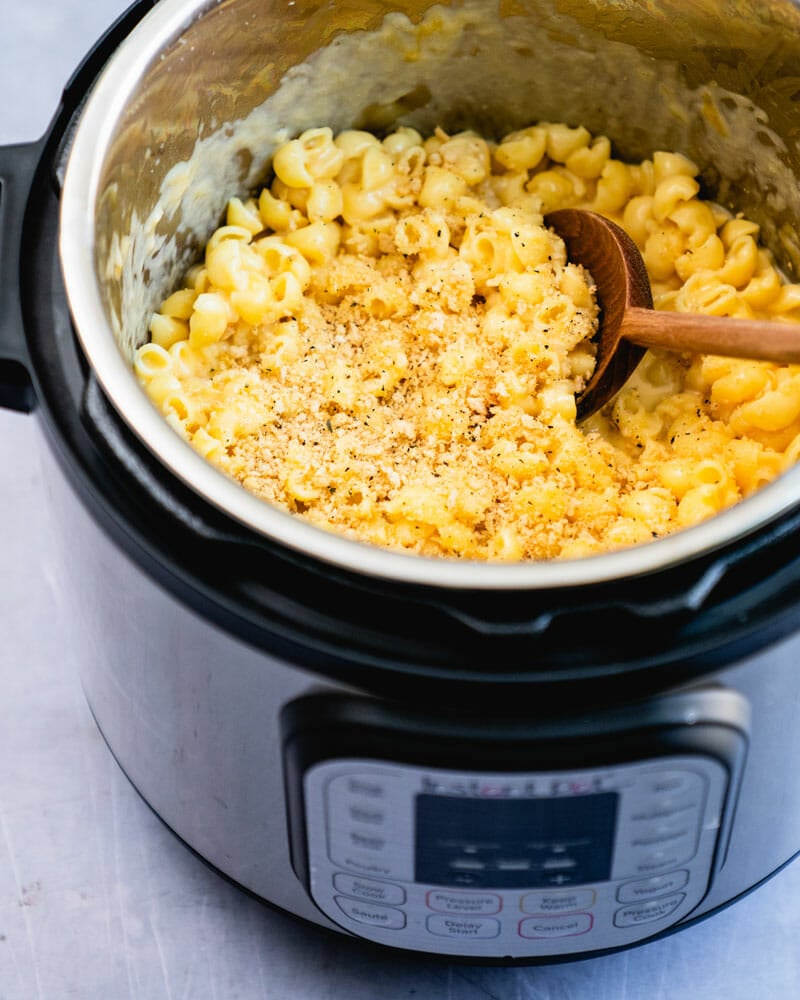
top-left (622, 306), bottom-right (800, 364)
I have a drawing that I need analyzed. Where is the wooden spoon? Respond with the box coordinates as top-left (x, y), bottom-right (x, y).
top-left (544, 208), bottom-right (800, 419)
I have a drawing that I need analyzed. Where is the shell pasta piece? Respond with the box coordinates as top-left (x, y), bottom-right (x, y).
top-left (132, 122), bottom-right (800, 561)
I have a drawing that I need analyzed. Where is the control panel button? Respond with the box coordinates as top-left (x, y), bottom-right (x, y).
top-left (630, 799), bottom-right (699, 823)
top-left (348, 804), bottom-right (385, 825)
top-left (330, 853), bottom-right (398, 879)
top-left (630, 824), bottom-right (692, 847)
top-left (519, 913), bottom-right (593, 939)
top-left (333, 873), bottom-right (406, 906)
top-left (617, 870), bottom-right (689, 904)
top-left (521, 889), bottom-right (596, 914)
top-left (614, 893), bottom-right (685, 927)
top-left (343, 776), bottom-right (387, 798)
top-left (426, 890), bottom-right (502, 915)
top-left (426, 915), bottom-right (501, 939)
top-left (646, 771), bottom-right (702, 796)
top-left (334, 896), bottom-right (406, 930)
top-left (326, 771), bottom-right (413, 881)
top-left (630, 847), bottom-right (692, 876)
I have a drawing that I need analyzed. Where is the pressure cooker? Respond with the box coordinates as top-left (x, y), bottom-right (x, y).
top-left (4, 0), bottom-right (800, 962)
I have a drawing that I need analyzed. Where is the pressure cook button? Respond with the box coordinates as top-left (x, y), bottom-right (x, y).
top-left (614, 893), bottom-right (685, 927)
top-left (426, 915), bottom-right (501, 940)
top-left (334, 896), bottom-right (406, 930)
top-left (519, 913), bottom-right (593, 939)
top-left (617, 870), bottom-right (689, 904)
top-left (426, 890), bottom-right (502, 915)
top-left (521, 889), bottom-right (596, 914)
top-left (333, 873), bottom-right (406, 906)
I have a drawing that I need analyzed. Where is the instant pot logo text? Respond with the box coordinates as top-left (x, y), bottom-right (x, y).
top-left (420, 776), bottom-right (605, 798)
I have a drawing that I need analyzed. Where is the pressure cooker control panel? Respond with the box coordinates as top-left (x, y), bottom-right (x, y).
top-left (301, 756), bottom-right (725, 957)
top-left (282, 689), bottom-right (748, 958)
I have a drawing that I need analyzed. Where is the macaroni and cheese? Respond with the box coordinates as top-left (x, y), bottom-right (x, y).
top-left (134, 122), bottom-right (800, 560)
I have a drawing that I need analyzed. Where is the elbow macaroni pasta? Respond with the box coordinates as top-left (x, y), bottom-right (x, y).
top-left (134, 122), bottom-right (800, 561)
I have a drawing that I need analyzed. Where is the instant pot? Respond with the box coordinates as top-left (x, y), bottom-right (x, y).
top-left (4, 0), bottom-right (800, 962)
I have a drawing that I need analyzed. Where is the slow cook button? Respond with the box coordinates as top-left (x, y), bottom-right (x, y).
top-left (333, 873), bottom-right (406, 906)
top-left (519, 913), bottom-right (593, 939)
top-left (521, 889), bottom-right (596, 914)
top-left (334, 896), bottom-right (406, 930)
top-left (617, 870), bottom-right (690, 904)
top-left (614, 893), bottom-right (686, 928)
top-left (426, 890), bottom-right (502, 915)
top-left (426, 915), bottom-right (501, 940)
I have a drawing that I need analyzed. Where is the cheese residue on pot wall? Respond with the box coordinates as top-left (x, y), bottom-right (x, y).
top-left (106, 0), bottom-right (800, 360)
top-left (133, 121), bottom-right (800, 561)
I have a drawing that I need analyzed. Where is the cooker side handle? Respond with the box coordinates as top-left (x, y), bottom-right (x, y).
top-left (0, 141), bottom-right (42, 413)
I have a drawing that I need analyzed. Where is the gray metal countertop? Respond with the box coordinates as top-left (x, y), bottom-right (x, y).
top-left (1, 3), bottom-right (798, 996)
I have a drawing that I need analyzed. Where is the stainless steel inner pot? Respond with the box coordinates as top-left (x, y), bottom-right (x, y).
top-left (59, 0), bottom-right (800, 589)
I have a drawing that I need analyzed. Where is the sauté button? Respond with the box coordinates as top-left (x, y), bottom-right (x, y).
top-left (335, 896), bottom-right (406, 929)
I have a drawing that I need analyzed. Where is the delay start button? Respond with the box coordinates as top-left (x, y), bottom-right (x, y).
top-left (426, 915), bottom-right (501, 939)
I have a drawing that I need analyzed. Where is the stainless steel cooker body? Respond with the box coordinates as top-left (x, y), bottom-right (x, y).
top-left (39, 433), bottom-right (800, 960)
top-left (5, 0), bottom-right (800, 963)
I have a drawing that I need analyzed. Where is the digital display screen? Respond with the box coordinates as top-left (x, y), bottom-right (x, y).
top-left (415, 792), bottom-right (619, 889)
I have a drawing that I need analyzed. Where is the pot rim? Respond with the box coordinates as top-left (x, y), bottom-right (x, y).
top-left (58, 0), bottom-right (800, 591)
